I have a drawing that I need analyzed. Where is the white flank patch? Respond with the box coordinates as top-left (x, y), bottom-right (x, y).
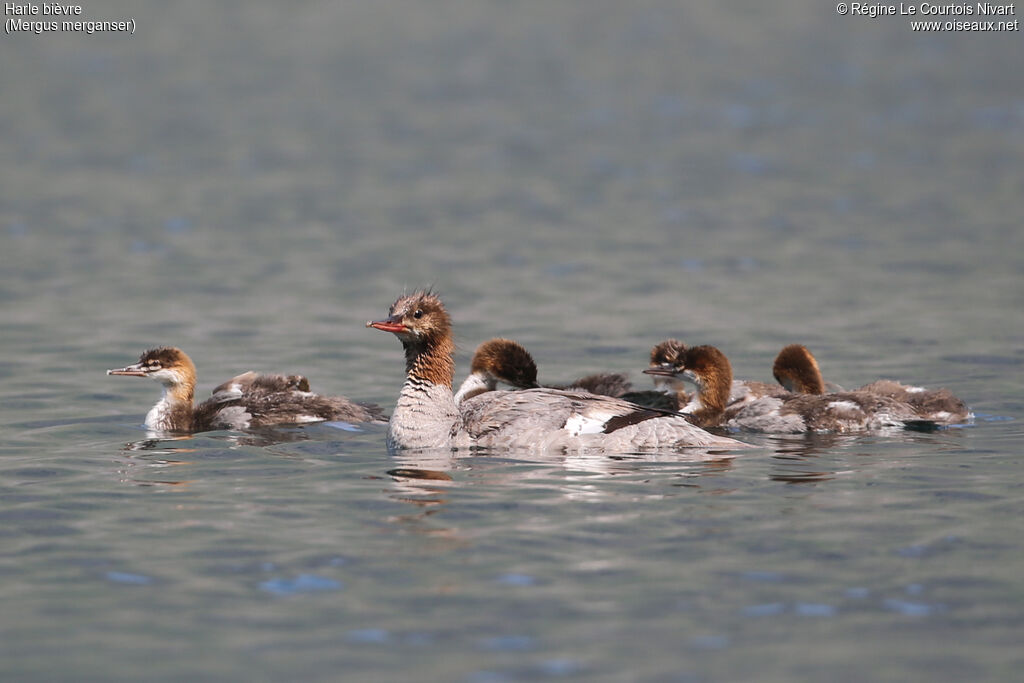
top-left (827, 400), bottom-right (860, 413)
top-left (563, 413), bottom-right (613, 437)
top-left (293, 415), bottom-right (325, 424)
top-left (907, 386), bottom-right (926, 393)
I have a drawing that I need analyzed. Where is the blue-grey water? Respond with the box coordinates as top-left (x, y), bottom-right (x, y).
top-left (1, 2), bottom-right (1022, 681)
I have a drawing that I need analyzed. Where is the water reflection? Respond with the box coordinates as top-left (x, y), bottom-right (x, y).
top-left (769, 433), bottom-right (851, 457)
top-left (387, 467), bottom-right (455, 482)
top-left (762, 427), bottom-right (975, 484)
top-left (385, 467), bottom-right (454, 508)
top-left (383, 451), bottom-right (461, 514)
top-left (379, 448), bottom-right (743, 537)
top-left (117, 422), bottom-right (340, 458)
top-left (114, 429), bottom-right (309, 488)
top-left (127, 426), bottom-right (317, 448)
top-left (115, 437), bottom-right (196, 488)
top-left (768, 460), bottom-right (837, 485)
top-left (765, 433), bottom-right (852, 484)
top-left (379, 463), bottom-right (468, 549)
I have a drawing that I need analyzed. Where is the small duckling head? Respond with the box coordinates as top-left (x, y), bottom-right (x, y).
top-left (650, 339), bottom-right (686, 368)
top-left (470, 338), bottom-right (540, 389)
top-left (674, 345), bottom-right (734, 422)
top-left (676, 345), bottom-right (732, 390)
top-left (642, 339), bottom-right (688, 394)
top-left (107, 346), bottom-right (197, 390)
top-left (772, 344), bottom-right (825, 395)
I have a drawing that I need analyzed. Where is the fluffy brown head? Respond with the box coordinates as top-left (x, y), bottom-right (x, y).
top-left (677, 345), bottom-right (733, 426)
top-left (641, 339), bottom-right (689, 397)
top-left (773, 344), bottom-right (825, 395)
top-left (471, 338), bottom-right (539, 388)
top-left (140, 347), bottom-right (192, 369)
top-left (368, 290), bottom-right (456, 387)
top-left (649, 339), bottom-right (686, 368)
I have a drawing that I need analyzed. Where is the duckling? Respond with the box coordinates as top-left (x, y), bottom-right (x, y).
top-left (453, 337), bottom-right (675, 411)
top-left (108, 347), bottom-right (386, 433)
top-left (668, 344), bottom-right (966, 433)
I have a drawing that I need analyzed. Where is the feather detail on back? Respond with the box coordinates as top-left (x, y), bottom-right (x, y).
top-left (212, 371), bottom-right (311, 397)
top-left (855, 380), bottom-right (971, 424)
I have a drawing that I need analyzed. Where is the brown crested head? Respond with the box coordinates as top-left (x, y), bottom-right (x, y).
top-left (368, 290), bottom-right (452, 349)
top-left (773, 344), bottom-right (825, 395)
top-left (139, 347), bottom-right (191, 370)
top-left (368, 290), bottom-right (456, 386)
top-left (471, 338), bottom-right (539, 388)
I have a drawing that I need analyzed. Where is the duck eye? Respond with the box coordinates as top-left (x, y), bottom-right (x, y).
top-left (413, 309), bottom-right (423, 319)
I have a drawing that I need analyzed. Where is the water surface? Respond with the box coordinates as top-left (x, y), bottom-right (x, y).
top-left (1, 2), bottom-right (1022, 681)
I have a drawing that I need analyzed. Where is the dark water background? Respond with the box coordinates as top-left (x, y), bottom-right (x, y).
top-left (1, 2), bottom-right (1022, 680)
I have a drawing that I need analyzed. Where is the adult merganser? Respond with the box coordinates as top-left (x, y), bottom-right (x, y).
top-left (663, 344), bottom-right (965, 433)
top-left (107, 346), bottom-right (386, 433)
top-left (367, 291), bottom-right (750, 452)
top-left (452, 338), bottom-right (677, 411)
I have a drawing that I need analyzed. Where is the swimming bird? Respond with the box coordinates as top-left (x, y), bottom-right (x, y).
top-left (641, 340), bottom-right (820, 414)
top-left (716, 343), bottom-right (828, 414)
top-left (452, 338), bottom-right (542, 404)
top-left (452, 337), bottom-right (678, 411)
top-left (855, 379), bottom-right (970, 424)
top-left (778, 344), bottom-right (970, 423)
top-left (662, 344), bottom-right (966, 433)
top-left (108, 346), bottom-right (386, 433)
top-left (741, 343), bottom-right (968, 424)
top-left (367, 291), bottom-right (750, 452)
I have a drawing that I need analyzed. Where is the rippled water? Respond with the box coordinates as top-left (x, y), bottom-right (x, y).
top-left (2, 2), bottom-right (1022, 681)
